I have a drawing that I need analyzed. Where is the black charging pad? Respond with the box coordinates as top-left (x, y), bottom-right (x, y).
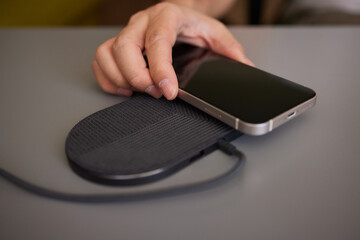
top-left (65, 94), bottom-right (241, 185)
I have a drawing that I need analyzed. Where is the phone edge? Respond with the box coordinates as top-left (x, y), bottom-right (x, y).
top-left (178, 89), bottom-right (317, 136)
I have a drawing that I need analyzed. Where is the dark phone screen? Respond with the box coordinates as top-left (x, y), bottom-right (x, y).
top-left (172, 44), bottom-right (316, 124)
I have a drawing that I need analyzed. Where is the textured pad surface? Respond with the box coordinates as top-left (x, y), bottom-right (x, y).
top-left (66, 94), bottom-right (237, 178)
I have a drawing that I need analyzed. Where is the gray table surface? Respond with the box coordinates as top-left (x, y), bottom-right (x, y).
top-left (1, 27), bottom-right (360, 240)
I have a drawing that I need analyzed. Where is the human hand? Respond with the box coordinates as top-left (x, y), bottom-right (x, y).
top-left (92, 2), bottom-right (253, 100)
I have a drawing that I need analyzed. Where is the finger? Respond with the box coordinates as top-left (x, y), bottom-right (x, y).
top-left (112, 14), bottom-right (162, 98)
top-left (92, 61), bottom-right (133, 97)
top-left (181, 10), bottom-right (254, 66)
top-left (205, 20), bottom-right (254, 66)
top-left (95, 37), bottom-right (131, 89)
top-left (145, 8), bottom-right (180, 100)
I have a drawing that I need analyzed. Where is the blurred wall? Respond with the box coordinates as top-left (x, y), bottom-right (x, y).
top-left (0, 0), bottom-right (283, 26)
top-left (0, 0), bottom-right (103, 26)
top-left (1, 0), bottom-right (359, 27)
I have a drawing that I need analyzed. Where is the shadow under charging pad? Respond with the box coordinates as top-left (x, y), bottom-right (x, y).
top-left (65, 94), bottom-right (241, 185)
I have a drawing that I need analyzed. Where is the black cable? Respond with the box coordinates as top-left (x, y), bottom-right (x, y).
top-left (0, 141), bottom-right (245, 203)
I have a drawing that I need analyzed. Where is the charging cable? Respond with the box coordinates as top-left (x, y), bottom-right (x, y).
top-left (0, 140), bottom-right (245, 203)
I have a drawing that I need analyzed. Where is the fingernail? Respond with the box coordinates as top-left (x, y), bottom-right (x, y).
top-left (159, 79), bottom-right (176, 100)
top-left (145, 85), bottom-right (155, 94)
top-left (117, 88), bottom-right (133, 97)
top-left (145, 85), bottom-right (162, 98)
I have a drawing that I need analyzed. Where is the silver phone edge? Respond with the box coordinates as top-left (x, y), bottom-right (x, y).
top-left (178, 89), bottom-right (317, 136)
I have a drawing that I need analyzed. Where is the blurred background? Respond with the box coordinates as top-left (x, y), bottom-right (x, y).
top-left (1, 0), bottom-right (360, 27)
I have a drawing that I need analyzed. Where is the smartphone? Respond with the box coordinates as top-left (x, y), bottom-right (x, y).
top-left (171, 43), bottom-right (317, 136)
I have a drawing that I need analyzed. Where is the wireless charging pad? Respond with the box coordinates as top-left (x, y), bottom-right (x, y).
top-left (65, 94), bottom-right (241, 185)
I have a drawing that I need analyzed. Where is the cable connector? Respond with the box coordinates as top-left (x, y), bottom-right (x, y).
top-left (217, 139), bottom-right (237, 155)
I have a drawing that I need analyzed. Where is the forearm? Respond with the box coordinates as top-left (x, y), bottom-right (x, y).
top-left (163, 0), bottom-right (236, 18)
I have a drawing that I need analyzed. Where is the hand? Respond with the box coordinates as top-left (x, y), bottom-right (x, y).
top-left (92, 2), bottom-right (253, 100)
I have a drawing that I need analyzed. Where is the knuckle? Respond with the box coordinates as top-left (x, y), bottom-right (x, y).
top-left (145, 29), bottom-right (171, 48)
top-left (94, 44), bottom-right (107, 62)
top-left (113, 27), bottom-right (140, 53)
top-left (127, 75), bottom-right (144, 89)
top-left (128, 11), bottom-right (144, 24)
top-left (213, 19), bottom-right (227, 31)
top-left (151, 65), bottom-right (168, 79)
top-left (152, 2), bottom-right (172, 12)
top-left (112, 34), bottom-right (129, 53)
top-left (150, 2), bottom-right (181, 16)
top-left (151, 64), bottom-right (174, 83)
top-left (205, 16), bottom-right (227, 33)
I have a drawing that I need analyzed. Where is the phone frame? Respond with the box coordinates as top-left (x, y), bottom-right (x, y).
top-left (178, 89), bottom-right (317, 136)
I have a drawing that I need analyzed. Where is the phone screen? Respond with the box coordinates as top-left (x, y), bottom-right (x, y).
top-left (172, 44), bottom-right (316, 124)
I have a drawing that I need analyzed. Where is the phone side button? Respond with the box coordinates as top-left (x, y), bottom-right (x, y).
top-left (203, 107), bottom-right (237, 129)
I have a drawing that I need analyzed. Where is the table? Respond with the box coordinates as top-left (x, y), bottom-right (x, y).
top-left (1, 27), bottom-right (360, 240)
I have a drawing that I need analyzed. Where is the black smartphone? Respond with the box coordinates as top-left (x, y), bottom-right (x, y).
top-left (172, 43), bottom-right (317, 136)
